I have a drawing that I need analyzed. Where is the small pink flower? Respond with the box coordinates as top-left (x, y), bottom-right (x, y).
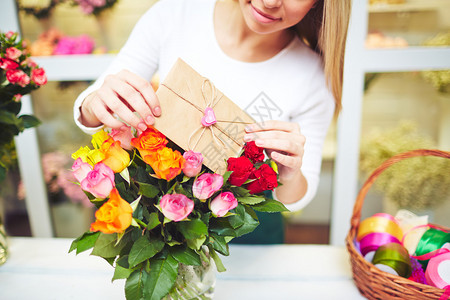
top-left (72, 157), bottom-right (93, 182)
top-left (110, 126), bottom-right (134, 150)
top-left (80, 162), bottom-right (115, 198)
top-left (210, 192), bottom-right (238, 217)
top-left (6, 69), bottom-right (30, 87)
top-left (13, 94), bottom-right (22, 102)
top-left (5, 31), bottom-right (15, 39)
top-left (31, 68), bottom-right (47, 86)
top-left (26, 58), bottom-right (38, 68)
top-left (0, 58), bottom-right (19, 70)
top-left (192, 173), bottom-right (223, 200)
top-left (182, 150), bottom-right (203, 177)
top-left (159, 193), bottom-right (194, 222)
top-left (5, 47), bottom-right (22, 60)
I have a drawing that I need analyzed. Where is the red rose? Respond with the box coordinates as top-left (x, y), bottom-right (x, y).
top-left (0, 58), bottom-right (19, 70)
top-left (246, 164), bottom-right (278, 194)
top-left (226, 156), bottom-right (254, 186)
top-left (243, 141), bottom-right (265, 163)
top-left (6, 69), bottom-right (30, 87)
top-left (31, 68), bottom-right (47, 86)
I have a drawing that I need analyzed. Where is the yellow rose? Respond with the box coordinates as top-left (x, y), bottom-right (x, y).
top-left (91, 130), bottom-right (109, 149)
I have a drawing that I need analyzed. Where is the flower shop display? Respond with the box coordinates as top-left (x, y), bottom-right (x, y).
top-left (72, 0), bottom-right (119, 15)
top-left (347, 149), bottom-right (450, 300)
top-left (18, 0), bottom-right (62, 20)
top-left (0, 31), bottom-right (47, 182)
top-left (69, 59), bottom-right (286, 299)
top-left (421, 32), bottom-right (450, 94)
top-left (30, 28), bottom-right (96, 56)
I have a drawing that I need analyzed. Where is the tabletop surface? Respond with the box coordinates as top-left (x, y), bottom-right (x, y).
top-left (0, 237), bottom-right (365, 300)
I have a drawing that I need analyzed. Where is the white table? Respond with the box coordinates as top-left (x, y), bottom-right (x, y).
top-left (0, 238), bottom-right (365, 300)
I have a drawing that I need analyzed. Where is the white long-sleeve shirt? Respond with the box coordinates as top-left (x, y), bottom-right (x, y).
top-left (73, 0), bottom-right (335, 212)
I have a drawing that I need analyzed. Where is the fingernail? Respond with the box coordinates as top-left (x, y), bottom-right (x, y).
top-left (138, 122), bottom-right (147, 132)
top-left (255, 139), bottom-right (264, 146)
top-left (243, 134), bottom-right (252, 142)
top-left (153, 106), bottom-right (161, 116)
top-left (146, 115), bottom-right (154, 125)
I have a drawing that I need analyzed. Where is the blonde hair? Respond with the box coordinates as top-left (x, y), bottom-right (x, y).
top-left (295, 0), bottom-right (352, 115)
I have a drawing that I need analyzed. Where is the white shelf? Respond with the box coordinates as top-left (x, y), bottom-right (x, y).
top-left (33, 54), bottom-right (115, 81)
top-left (368, 1), bottom-right (446, 13)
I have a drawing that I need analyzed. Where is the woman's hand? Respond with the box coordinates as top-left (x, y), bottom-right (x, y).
top-left (80, 69), bottom-right (160, 131)
top-left (244, 120), bottom-right (307, 204)
top-left (244, 120), bottom-right (305, 181)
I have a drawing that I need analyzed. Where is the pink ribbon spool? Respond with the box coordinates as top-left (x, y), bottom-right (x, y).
top-left (359, 232), bottom-right (401, 257)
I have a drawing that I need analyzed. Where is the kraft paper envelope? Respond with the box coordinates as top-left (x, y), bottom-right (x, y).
top-left (154, 58), bottom-right (254, 174)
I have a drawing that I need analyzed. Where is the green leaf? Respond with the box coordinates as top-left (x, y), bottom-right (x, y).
top-left (222, 171), bottom-right (232, 183)
top-left (237, 196), bottom-right (265, 205)
top-left (128, 236), bottom-right (165, 268)
top-left (252, 198), bottom-right (288, 213)
top-left (138, 181), bottom-right (160, 198)
top-left (147, 212), bottom-right (160, 230)
top-left (143, 255), bottom-right (179, 300)
top-left (233, 207), bottom-right (260, 237)
top-left (0, 110), bottom-right (19, 125)
top-left (91, 233), bottom-right (128, 258)
top-left (170, 246), bottom-right (201, 266)
top-left (207, 245), bottom-right (226, 272)
top-left (186, 236), bottom-right (207, 251)
top-left (125, 269), bottom-right (148, 300)
top-left (20, 114), bottom-right (40, 129)
top-left (209, 233), bottom-right (229, 256)
top-left (69, 231), bottom-right (100, 254)
top-left (228, 204), bottom-right (245, 229)
top-left (177, 218), bottom-right (208, 240)
top-left (112, 264), bottom-right (135, 282)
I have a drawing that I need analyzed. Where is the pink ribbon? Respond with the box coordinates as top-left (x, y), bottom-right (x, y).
top-left (359, 232), bottom-right (401, 256)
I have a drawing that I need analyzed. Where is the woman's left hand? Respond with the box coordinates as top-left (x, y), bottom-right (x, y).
top-left (244, 120), bottom-right (306, 182)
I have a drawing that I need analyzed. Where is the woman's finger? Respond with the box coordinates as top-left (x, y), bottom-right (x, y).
top-left (270, 151), bottom-right (302, 170)
top-left (117, 70), bottom-right (161, 117)
top-left (87, 94), bottom-right (124, 129)
top-left (245, 120), bottom-right (301, 134)
top-left (255, 138), bottom-right (304, 157)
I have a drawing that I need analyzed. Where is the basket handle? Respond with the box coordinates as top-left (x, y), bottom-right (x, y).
top-left (350, 149), bottom-right (450, 232)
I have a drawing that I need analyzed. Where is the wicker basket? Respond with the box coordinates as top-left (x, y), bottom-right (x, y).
top-left (346, 149), bottom-right (450, 300)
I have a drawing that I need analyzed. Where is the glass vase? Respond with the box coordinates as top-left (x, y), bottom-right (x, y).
top-left (0, 216), bottom-right (8, 266)
top-left (164, 259), bottom-right (216, 300)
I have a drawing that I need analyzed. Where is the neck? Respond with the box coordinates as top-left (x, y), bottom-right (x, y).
top-left (214, 0), bottom-right (294, 62)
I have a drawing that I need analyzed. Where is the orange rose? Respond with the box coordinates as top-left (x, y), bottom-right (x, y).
top-left (144, 147), bottom-right (185, 181)
top-left (131, 126), bottom-right (168, 158)
top-left (100, 138), bottom-right (130, 173)
top-left (90, 189), bottom-right (133, 234)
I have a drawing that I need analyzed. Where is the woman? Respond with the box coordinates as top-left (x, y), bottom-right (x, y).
top-left (74, 0), bottom-right (352, 243)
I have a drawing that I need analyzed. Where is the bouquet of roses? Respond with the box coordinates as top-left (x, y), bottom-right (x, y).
top-left (69, 125), bottom-right (287, 299)
top-left (0, 31), bottom-right (47, 181)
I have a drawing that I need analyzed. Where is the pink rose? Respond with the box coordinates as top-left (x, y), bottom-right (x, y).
top-left (5, 47), bottom-right (22, 60)
top-left (80, 162), bottom-right (115, 198)
top-left (0, 58), bottom-right (19, 70)
top-left (71, 157), bottom-right (93, 182)
top-left (31, 68), bottom-right (47, 86)
top-left (5, 31), bottom-right (15, 39)
top-left (210, 192), bottom-right (238, 217)
top-left (159, 193), bottom-right (194, 222)
top-left (13, 94), bottom-right (22, 102)
top-left (192, 173), bottom-right (223, 200)
top-left (26, 58), bottom-right (37, 68)
top-left (182, 150), bottom-right (203, 177)
top-left (110, 126), bottom-right (134, 150)
top-left (6, 69), bottom-right (30, 87)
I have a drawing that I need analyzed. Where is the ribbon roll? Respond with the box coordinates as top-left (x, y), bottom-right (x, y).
top-left (372, 243), bottom-right (412, 278)
top-left (357, 214), bottom-right (403, 242)
top-left (359, 232), bottom-right (401, 257)
top-left (425, 252), bottom-right (450, 289)
top-left (395, 209), bottom-right (428, 255)
top-left (414, 228), bottom-right (450, 270)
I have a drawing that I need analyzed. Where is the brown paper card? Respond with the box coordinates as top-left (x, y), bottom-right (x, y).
top-left (154, 58), bottom-right (254, 174)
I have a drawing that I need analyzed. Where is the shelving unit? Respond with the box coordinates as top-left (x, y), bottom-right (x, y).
top-left (330, 0), bottom-right (450, 245)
